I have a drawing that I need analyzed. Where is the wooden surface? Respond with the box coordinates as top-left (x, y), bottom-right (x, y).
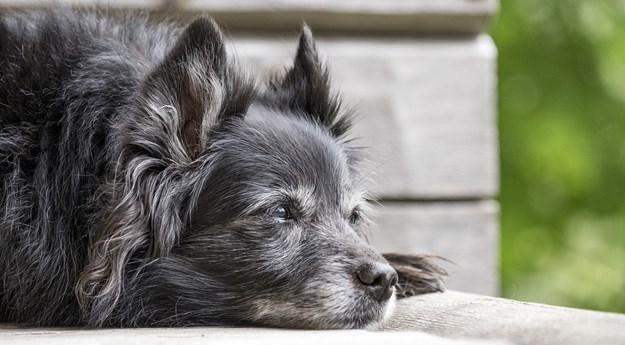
top-left (0, 324), bottom-right (507, 345)
top-left (185, 0), bottom-right (498, 34)
top-left (0, 0), bottom-right (498, 34)
top-left (0, 0), bottom-right (166, 9)
top-left (371, 202), bottom-right (499, 295)
top-left (4, 292), bottom-right (624, 345)
top-left (235, 34), bottom-right (498, 200)
top-left (384, 291), bottom-right (625, 345)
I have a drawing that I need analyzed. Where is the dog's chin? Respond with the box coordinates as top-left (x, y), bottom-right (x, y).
top-left (321, 288), bottom-right (398, 330)
top-left (248, 288), bottom-right (397, 330)
top-left (313, 287), bottom-right (397, 330)
top-left (364, 289), bottom-right (396, 330)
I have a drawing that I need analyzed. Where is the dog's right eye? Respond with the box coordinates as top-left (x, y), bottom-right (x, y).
top-left (271, 206), bottom-right (293, 222)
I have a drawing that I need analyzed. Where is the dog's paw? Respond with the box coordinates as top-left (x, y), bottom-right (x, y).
top-left (383, 253), bottom-right (448, 298)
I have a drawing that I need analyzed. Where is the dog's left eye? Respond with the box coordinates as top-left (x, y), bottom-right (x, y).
top-left (272, 206), bottom-right (293, 222)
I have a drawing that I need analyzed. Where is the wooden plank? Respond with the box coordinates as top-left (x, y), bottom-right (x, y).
top-left (234, 35), bottom-right (498, 199)
top-left (0, 0), bottom-right (166, 8)
top-left (4, 293), bottom-right (624, 345)
top-left (0, 0), bottom-right (498, 34)
top-left (0, 325), bottom-right (504, 345)
top-left (384, 291), bottom-right (625, 345)
top-left (182, 0), bottom-right (499, 34)
top-left (369, 201), bottom-right (499, 296)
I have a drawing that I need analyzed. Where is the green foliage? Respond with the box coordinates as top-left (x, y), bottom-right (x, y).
top-left (491, 0), bottom-right (625, 312)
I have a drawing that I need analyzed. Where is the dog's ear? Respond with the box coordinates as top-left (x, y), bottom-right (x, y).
top-left (140, 17), bottom-right (253, 159)
top-left (76, 18), bottom-right (255, 326)
top-left (263, 25), bottom-right (351, 138)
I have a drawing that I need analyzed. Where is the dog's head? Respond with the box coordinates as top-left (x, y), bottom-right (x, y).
top-left (78, 17), bottom-right (397, 329)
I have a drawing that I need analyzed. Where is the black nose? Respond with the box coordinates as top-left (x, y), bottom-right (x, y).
top-left (356, 262), bottom-right (398, 302)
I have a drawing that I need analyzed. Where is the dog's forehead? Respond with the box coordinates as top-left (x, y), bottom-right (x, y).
top-left (229, 105), bottom-right (359, 207)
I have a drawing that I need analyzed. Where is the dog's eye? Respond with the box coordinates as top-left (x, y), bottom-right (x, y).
top-left (349, 208), bottom-right (362, 225)
top-left (272, 206), bottom-right (292, 222)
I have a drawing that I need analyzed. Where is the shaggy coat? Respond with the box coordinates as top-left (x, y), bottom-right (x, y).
top-left (0, 10), bottom-right (444, 328)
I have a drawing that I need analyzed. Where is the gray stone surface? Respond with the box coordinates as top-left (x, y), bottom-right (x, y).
top-left (234, 35), bottom-right (498, 199)
top-left (370, 201), bottom-right (499, 295)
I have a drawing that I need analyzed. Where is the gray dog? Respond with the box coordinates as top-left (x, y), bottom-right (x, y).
top-left (0, 10), bottom-right (445, 328)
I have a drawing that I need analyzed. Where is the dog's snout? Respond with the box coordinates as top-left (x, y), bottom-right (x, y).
top-left (355, 262), bottom-right (398, 302)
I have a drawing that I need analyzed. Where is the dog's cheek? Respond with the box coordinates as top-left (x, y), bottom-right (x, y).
top-left (251, 224), bottom-right (308, 276)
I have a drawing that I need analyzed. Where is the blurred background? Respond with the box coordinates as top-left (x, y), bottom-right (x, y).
top-left (492, 0), bottom-right (625, 313)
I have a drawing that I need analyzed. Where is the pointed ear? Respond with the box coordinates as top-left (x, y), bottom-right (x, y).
top-left (140, 17), bottom-right (251, 159)
top-left (163, 16), bottom-right (227, 74)
top-left (77, 19), bottom-right (255, 324)
top-left (263, 25), bottom-right (351, 137)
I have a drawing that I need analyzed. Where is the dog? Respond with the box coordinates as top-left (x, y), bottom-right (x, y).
top-left (0, 10), bottom-right (445, 328)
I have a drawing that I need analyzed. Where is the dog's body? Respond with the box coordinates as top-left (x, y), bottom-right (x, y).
top-left (0, 10), bottom-right (444, 328)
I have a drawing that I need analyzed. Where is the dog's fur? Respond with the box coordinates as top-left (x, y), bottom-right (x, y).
top-left (0, 10), bottom-right (445, 328)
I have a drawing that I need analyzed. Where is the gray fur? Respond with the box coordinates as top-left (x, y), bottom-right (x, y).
top-left (0, 9), bottom-right (444, 328)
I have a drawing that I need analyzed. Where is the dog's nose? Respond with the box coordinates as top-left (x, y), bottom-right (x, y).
top-left (356, 262), bottom-right (398, 302)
